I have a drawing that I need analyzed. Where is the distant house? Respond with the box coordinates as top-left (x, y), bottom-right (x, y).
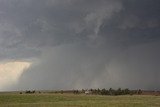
top-left (85, 90), bottom-right (91, 95)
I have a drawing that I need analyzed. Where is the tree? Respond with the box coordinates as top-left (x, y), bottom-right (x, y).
top-left (101, 88), bottom-right (109, 95)
top-left (60, 90), bottom-right (63, 94)
top-left (137, 89), bottom-right (142, 95)
top-left (109, 88), bottom-right (115, 95)
top-left (116, 88), bottom-right (122, 95)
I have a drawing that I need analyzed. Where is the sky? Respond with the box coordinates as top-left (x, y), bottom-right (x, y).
top-left (0, 0), bottom-right (160, 91)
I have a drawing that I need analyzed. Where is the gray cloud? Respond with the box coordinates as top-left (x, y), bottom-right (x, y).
top-left (0, 0), bottom-right (160, 90)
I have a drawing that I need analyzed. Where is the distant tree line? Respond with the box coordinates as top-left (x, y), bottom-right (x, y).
top-left (62, 88), bottom-right (142, 95)
top-left (25, 90), bottom-right (35, 94)
top-left (19, 88), bottom-right (142, 96)
top-left (87, 88), bottom-right (142, 95)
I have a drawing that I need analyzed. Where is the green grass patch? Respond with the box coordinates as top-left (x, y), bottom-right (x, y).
top-left (0, 93), bottom-right (160, 107)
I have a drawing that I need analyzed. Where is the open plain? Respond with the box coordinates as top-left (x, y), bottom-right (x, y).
top-left (0, 93), bottom-right (160, 107)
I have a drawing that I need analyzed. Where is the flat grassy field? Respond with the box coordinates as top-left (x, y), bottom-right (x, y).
top-left (0, 93), bottom-right (160, 107)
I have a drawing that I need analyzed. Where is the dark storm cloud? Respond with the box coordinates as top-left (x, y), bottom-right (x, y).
top-left (0, 0), bottom-right (160, 90)
top-left (0, 0), bottom-right (122, 48)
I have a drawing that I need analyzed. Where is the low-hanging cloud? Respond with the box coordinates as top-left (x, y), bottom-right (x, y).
top-left (0, 0), bottom-right (160, 91)
top-left (0, 61), bottom-right (31, 91)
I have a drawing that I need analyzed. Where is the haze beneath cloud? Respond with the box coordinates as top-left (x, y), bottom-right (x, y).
top-left (0, 0), bottom-right (160, 91)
